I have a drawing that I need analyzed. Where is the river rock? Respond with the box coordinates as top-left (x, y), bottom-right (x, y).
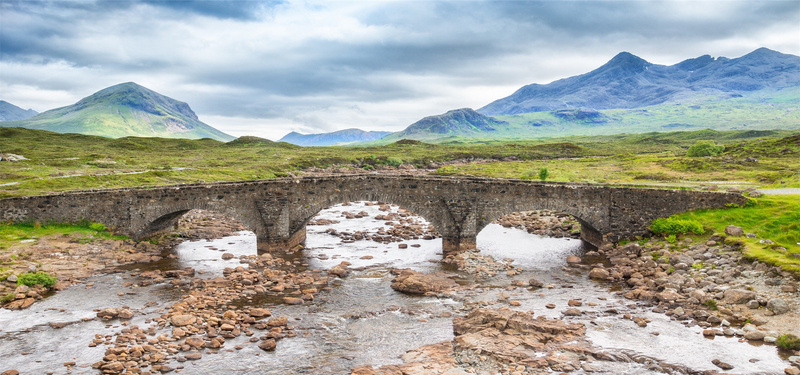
top-left (249, 308), bottom-right (271, 318)
top-left (656, 289), bottom-right (682, 303)
top-left (283, 297), bottom-right (304, 305)
top-left (589, 268), bottom-right (610, 280)
top-left (6, 275), bottom-right (17, 283)
top-left (723, 289), bottom-right (756, 304)
top-left (746, 300), bottom-right (760, 309)
top-left (1, 370), bottom-right (20, 375)
top-left (566, 256), bottom-right (581, 264)
top-left (767, 298), bottom-right (790, 315)
top-left (5, 297), bottom-right (35, 310)
top-left (712, 359), bottom-right (734, 370)
top-left (562, 308), bottom-right (582, 316)
top-left (785, 367), bottom-right (800, 375)
top-left (390, 269), bottom-right (458, 295)
top-left (267, 316), bottom-right (288, 327)
top-left (170, 314), bottom-right (197, 327)
top-left (96, 307), bottom-right (120, 319)
top-left (101, 361), bottom-right (125, 373)
top-left (744, 330), bottom-right (766, 341)
top-left (185, 351), bottom-right (202, 360)
top-left (528, 278), bottom-right (544, 288)
top-left (329, 262), bottom-right (350, 278)
top-left (258, 339), bottom-right (277, 351)
top-left (452, 308), bottom-right (585, 369)
top-left (185, 337), bottom-right (205, 348)
top-left (725, 225), bottom-right (744, 237)
top-left (117, 309), bottom-right (134, 319)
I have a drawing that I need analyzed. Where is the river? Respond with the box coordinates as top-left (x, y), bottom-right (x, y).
top-left (0, 202), bottom-right (790, 374)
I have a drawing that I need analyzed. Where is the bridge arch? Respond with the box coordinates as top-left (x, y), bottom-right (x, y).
top-left (129, 197), bottom-right (268, 242)
top-left (475, 199), bottom-right (605, 249)
top-left (261, 187), bottom-right (450, 252)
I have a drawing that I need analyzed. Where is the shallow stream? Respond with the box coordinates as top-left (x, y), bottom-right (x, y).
top-left (0, 202), bottom-right (790, 374)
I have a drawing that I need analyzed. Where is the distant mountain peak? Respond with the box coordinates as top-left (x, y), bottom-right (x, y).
top-left (279, 128), bottom-right (392, 146)
top-left (380, 108), bottom-right (507, 142)
top-left (0, 100), bottom-right (39, 121)
top-left (598, 51), bottom-right (651, 73)
top-left (479, 47), bottom-right (800, 115)
top-left (1, 83), bottom-right (233, 141)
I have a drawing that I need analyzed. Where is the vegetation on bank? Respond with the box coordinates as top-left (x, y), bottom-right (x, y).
top-left (657, 195), bottom-right (800, 273)
top-left (0, 220), bottom-right (125, 251)
top-left (16, 271), bottom-right (57, 287)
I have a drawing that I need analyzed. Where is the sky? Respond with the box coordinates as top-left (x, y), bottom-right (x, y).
top-left (1, 0), bottom-right (799, 140)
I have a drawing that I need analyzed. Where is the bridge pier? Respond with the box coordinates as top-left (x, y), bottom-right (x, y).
top-left (441, 236), bottom-right (477, 257)
top-left (256, 228), bottom-right (307, 253)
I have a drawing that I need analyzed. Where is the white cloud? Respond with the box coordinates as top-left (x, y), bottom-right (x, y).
top-left (1, 0), bottom-right (798, 136)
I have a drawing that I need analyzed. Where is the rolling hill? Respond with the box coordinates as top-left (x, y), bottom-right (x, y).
top-left (0, 101), bottom-right (38, 121)
top-left (379, 108), bottom-right (508, 143)
top-left (0, 82), bottom-right (234, 141)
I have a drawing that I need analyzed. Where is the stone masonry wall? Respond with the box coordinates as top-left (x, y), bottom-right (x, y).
top-left (0, 175), bottom-right (746, 253)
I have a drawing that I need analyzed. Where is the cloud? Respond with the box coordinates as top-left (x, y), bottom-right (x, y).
top-left (1, 0), bottom-right (798, 140)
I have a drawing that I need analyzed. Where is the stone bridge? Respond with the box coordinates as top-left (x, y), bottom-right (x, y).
top-left (0, 175), bottom-right (745, 255)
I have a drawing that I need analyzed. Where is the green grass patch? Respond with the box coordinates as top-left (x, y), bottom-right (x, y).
top-left (0, 220), bottom-right (126, 251)
top-left (650, 217), bottom-right (705, 236)
top-left (16, 271), bottom-right (57, 287)
top-left (668, 195), bottom-right (800, 273)
top-left (776, 334), bottom-right (800, 350)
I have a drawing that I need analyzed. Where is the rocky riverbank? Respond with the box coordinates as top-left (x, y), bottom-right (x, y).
top-left (0, 210), bottom-right (246, 310)
top-left (3, 204), bottom-right (799, 374)
top-left (564, 227), bottom-right (800, 373)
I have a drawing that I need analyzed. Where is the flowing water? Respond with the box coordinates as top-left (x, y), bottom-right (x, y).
top-left (0, 202), bottom-right (790, 374)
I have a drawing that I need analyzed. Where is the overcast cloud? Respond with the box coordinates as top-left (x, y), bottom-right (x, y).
top-left (1, 0), bottom-right (798, 140)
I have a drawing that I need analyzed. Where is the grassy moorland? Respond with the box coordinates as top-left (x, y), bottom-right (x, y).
top-left (1, 127), bottom-right (798, 198)
top-left (435, 132), bottom-right (800, 189)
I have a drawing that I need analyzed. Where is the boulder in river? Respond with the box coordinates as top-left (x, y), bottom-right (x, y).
top-left (170, 314), bottom-right (197, 327)
top-left (390, 269), bottom-right (458, 295)
top-left (588, 268), bottom-right (610, 280)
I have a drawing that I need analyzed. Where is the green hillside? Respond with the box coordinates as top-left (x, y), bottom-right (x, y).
top-left (1, 127), bottom-right (797, 198)
top-left (1, 82), bottom-right (234, 142)
top-left (369, 88), bottom-right (799, 145)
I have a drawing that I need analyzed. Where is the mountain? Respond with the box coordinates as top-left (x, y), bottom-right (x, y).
top-left (479, 48), bottom-right (800, 115)
top-left (0, 101), bottom-right (38, 121)
top-left (0, 82), bottom-right (234, 141)
top-left (380, 108), bottom-right (507, 142)
top-left (279, 128), bottom-right (392, 146)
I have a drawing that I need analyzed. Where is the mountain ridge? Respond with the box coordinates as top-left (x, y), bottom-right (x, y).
top-left (1, 82), bottom-right (234, 142)
top-left (279, 128), bottom-right (392, 146)
top-left (0, 101), bottom-right (38, 121)
top-left (478, 48), bottom-right (800, 115)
